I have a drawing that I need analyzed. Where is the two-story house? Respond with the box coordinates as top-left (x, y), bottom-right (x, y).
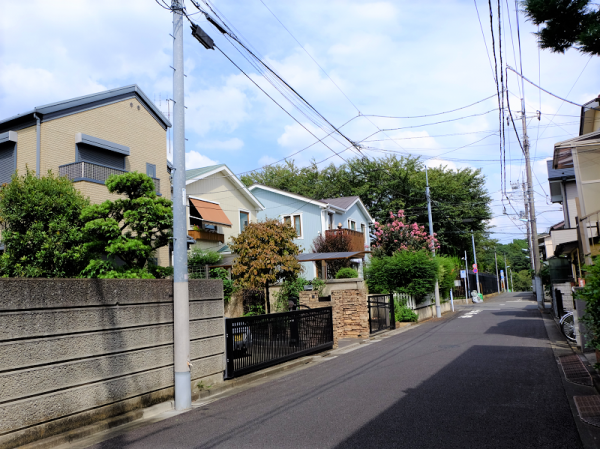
top-left (186, 164), bottom-right (264, 253)
top-left (552, 95), bottom-right (600, 267)
top-left (0, 85), bottom-right (172, 264)
top-left (248, 184), bottom-right (373, 279)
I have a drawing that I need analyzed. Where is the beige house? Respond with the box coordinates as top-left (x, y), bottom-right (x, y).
top-left (185, 164), bottom-right (264, 253)
top-left (0, 85), bottom-right (172, 264)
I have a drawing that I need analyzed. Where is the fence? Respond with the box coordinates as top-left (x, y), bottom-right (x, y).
top-left (224, 307), bottom-right (334, 378)
top-left (368, 294), bottom-right (394, 334)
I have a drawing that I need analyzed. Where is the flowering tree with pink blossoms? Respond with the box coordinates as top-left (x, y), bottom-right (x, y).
top-left (371, 210), bottom-right (439, 257)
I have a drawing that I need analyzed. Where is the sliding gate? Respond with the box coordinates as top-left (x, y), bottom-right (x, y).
top-left (368, 294), bottom-right (395, 334)
top-left (224, 307), bottom-right (334, 379)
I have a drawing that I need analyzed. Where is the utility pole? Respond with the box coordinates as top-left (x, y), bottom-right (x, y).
top-left (504, 253), bottom-right (508, 292)
top-left (522, 181), bottom-right (534, 272)
top-left (514, 24), bottom-right (543, 308)
top-left (471, 231), bottom-right (480, 296)
top-left (495, 251), bottom-right (500, 292)
top-left (172, 0), bottom-right (191, 411)
top-left (510, 267), bottom-right (514, 291)
top-left (425, 166), bottom-right (441, 318)
top-left (464, 250), bottom-right (470, 296)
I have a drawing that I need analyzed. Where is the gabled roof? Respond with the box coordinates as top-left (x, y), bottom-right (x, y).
top-left (321, 195), bottom-right (374, 223)
top-left (248, 184), bottom-right (337, 209)
top-left (555, 129), bottom-right (600, 149)
top-left (186, 164), bottom-right (264, 210)
top-left (321, 196), bottom-right (360, 210)
top-left (0, 85), bottom-right (172, 133)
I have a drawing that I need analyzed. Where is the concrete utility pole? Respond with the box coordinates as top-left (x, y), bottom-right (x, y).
top-left (495, 251), bottom-right (500, 292)
top-left (510, 267), bottom-right (514, 292)
top-left (515, 39), bottom-right (543, 308)
top-left (471, 231), bottom-right (480, 296)
top-left (172, 0), bottom-right (191, 411)
top-left (464, 250), bottom-right (470, 295)
top-left (504, 253), bottom-right (508, 292)
top-left (522, 181), bottom-right (534, 272)
top-left (425, 166), bottom-right (441, 318)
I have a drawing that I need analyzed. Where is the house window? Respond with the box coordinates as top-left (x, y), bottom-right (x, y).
top-left (328, 213), bottom-right (334, 230)
top-left (348, 220), bottom-right (356, 231)
top-left (146, 163), bottom-right (157, 178)
top-left (361, 223), bottom-right (366, 234)
top-left (240, 211), bottom-right (249, 232)
top-left (283, 214), bottom-right (302, 238)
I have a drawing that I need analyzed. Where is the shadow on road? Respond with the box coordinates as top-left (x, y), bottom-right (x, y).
top-left (333, 344), bottom-right (582, 449)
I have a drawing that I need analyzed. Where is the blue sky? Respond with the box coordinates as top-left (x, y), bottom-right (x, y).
top-left (1, 0), bottom-right (598, 244)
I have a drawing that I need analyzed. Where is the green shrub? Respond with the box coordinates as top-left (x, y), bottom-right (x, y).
top-left (578, 257), bottom-right (600, 351)
top-left (335, 267), bottom-right (359, 279)
top-left (274, 277), bottom-right (309, 311)
top-left (209, 267), bottom-right (237, 303)
top-left (394, 301), bottom-right (418, 322)
top-left (365, 249), bottom-right (437, 298)
top-left (309, 278), bottom-right (326, 297)
top-left (436, 255), bottom-right (459, 298)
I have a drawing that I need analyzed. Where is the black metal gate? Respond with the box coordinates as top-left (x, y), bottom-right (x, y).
top-left (368, 294), bottom-right (395, 334)
top-left (224, 307), bottom-right (334, 379)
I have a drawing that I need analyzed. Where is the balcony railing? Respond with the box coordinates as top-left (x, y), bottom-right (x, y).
top-left (325, 228), bottom-right (366, 252)
top-left (59, 161), bottom-right (160, 195)
top-left (188, 229), bottom-right (225, 243)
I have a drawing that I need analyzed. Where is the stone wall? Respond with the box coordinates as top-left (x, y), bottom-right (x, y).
top-left (299, 288), bottom-right (369, 347)
top-left (0, 278), bottom-right (225, 449)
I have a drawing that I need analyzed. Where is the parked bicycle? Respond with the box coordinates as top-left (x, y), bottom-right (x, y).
top-left (560, 311), bottom-right (576, 342)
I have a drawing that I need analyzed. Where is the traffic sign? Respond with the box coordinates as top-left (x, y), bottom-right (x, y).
top-left (460, 270), bottom-right (466, 279)
top-left (472, 264), bottom-right (478, 274)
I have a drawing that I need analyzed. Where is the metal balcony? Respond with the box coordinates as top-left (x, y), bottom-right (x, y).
top-left (59, 161), bottom-right (160, 195)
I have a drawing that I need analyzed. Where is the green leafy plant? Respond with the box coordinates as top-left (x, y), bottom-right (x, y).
top-left (578, 257), bottom-right (600, 352)
top-left (394, 301), bottom-right (418, 322)
top-left (209, 267), bottom-right (238, 303)
top-left (365, 249), bottom-right (437, 299)
top-left (188, 248), bottom-right (222, 279)
top-left (80, 172), bottom-right (173, 279)
top-left (0, 169), bottom-right (91, 278)
top-left (335, 267), bottom-right (359, 279)
top-left (196, 381), bottom-right (212, 391)
top-left (243, 304), bottom-right (265, 317)
top-left (274, 276), bottom-right (309, 311)
top-left (309, 278), bottom-right (326, 297)
top-left (436, 256), bottom-right (459, 299)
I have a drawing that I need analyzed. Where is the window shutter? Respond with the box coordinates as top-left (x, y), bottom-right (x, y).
top-left (146, 163), bottom-right (157, 178)
top-left (78, 145), bottom-right (125, 169)
top-left (0, 144), bottom-right (15, 185)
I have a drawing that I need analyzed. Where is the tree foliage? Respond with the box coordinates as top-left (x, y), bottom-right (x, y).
top-left (0, 169), bottom-right (90, 277)
top-left (436, 255), bottom-right (460, 298)
top-left (241, 155), bottom-right (492, 256)
top-left (80, 172), bottom-right (173, 278)
top-left (522, 0), bottom-right (600, 56)
top-left (365, 250), bottom-right (438, 298)
top-left (230, 218), bottom-right (301, 290)
top-left (578, 257), bottom-right (600, 350)
top-left (371, 209), bottom-right (439, 257)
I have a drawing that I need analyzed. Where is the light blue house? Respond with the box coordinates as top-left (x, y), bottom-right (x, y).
top-left (248, 184), bottom-right (373, 279)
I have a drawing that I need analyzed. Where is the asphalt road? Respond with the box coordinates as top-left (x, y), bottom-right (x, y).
top-left (88, 292), bottom-right (582, 449)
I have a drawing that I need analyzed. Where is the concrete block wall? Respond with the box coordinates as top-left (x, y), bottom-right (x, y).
top-left (0, 279), bottom-right (224, 449)
top-left (553, 282), bottom-right (574, 311)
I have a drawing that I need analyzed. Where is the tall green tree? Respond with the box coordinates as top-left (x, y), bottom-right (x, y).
top-left (0, 169), bottom-right (90, 277)
top-left (522, 0), bottom-right (600, 56)
top-left (242, 155), bottom-right (492, 256)
top-left (80, 172), bottom-right (173, 278)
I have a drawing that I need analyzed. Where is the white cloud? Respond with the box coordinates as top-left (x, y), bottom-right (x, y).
top-left (196, 138), bottom-right (244, 151)
top-left (425, 158), bottom-right (458, 171)
top-left (186, 151), bottom-right (219, 169)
